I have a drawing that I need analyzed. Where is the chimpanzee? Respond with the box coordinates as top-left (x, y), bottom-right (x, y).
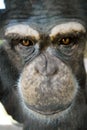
top-left (0, 0), bottom-right (87, 130)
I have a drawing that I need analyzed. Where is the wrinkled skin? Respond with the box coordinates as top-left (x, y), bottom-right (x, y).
top-left (0, 0), bottom-right (87, 130)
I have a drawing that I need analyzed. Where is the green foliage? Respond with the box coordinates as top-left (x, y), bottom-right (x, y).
top-left (0, 40), bottom-right (3, 44)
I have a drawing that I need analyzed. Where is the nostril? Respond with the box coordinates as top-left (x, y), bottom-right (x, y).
top-left (35, 63), bottom-right (58, 76)
top-left (35, 64), bottom-right (46, 75)
top-left (47, 65), bottom-right (59, 76)
top-left (51, 68), bottom-right (58, 75)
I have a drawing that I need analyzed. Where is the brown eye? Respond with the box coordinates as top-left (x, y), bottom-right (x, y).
top-left (60, 38), bottom-right (70, 45)
top-left (21, 39), bottom-right (34, 46)
top-left (62, 38), bottom-right (70, 45)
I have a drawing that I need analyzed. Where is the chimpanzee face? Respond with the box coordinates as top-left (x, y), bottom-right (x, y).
top-left (4, 21), bottom-right (86, 115)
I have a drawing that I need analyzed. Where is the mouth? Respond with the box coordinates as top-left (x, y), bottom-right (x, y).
top-left (26, 102), bottom-right (72, 115)
top-left (20, 73), bottom-right (76, 116)
top-left (20, 76), bottom-right (75, 116)
top-left (19, 63), bottom-right (77, 116)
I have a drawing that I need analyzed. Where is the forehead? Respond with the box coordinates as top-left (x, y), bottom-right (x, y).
top-left (5, 0), bottom-right (86, 29)
top-left (4, 0), bottom-right (86, 36)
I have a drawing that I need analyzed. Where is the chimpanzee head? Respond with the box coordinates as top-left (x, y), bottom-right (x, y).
top-left (0, 0), bottom-right (87, 130)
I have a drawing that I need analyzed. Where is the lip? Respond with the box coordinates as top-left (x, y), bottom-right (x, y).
top-left (26, 102), bottom-right (71, 115)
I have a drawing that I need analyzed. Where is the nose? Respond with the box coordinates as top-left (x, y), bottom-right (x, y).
top-left (35, 53), bottom-right (59, 76)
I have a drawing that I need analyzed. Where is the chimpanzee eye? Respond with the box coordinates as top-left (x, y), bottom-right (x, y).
top-left (52, 36), bottom-right (78, 47)
top-left (20, 39), bottom-right (34, 46)
top-left (59, 37), bottom-right (72, 45)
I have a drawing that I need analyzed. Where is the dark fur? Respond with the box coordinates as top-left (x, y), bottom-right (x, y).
top-left (0, 0), bottom-right (87, 130)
